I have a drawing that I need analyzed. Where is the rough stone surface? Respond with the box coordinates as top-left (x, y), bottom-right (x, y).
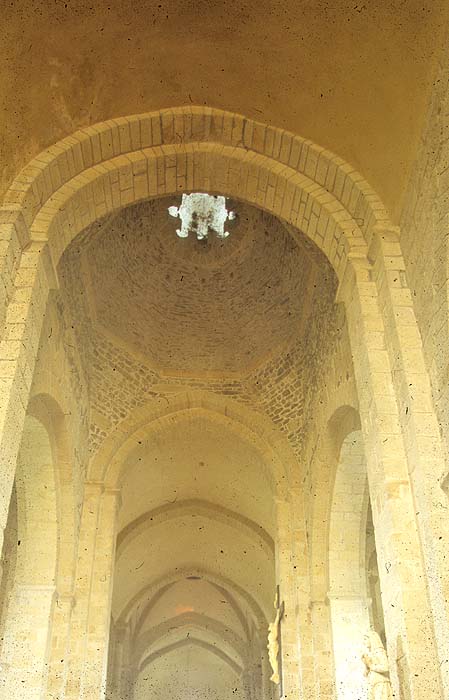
top-left (0, 19), bottom-right (449, 698)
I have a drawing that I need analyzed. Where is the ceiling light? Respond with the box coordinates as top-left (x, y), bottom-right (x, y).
top-left (168, 193), bottom-right (236, 240)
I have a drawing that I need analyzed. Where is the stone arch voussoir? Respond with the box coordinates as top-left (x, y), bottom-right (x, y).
top-left (0, 106), bottom-right (396, 306)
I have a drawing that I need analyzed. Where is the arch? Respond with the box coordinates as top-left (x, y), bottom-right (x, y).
top-left (113, 499), bottom-right (275, 629)
top-left (26, 392), bottom-right (76, 593)
top-left (0, 411), bottom-right (58, 698)
top-left (0, 109), bottom-right (393, 662)
top-left (138, 636), bottom-right (243, 677)
top-left (304, 398), bottom-right (362, 700)
top-left (0, 390), bottom-right (80, 700)
top-left (328, 404), bottom-right (361, 445)
top-left (1, 106), bottom-right (391, 276)
top-left (88, 390), bottom-right (299, 499)
top-left (328, 428), bottom-right (368, 598)
top-left (327, 422), bottom-right (371, 700)
top-left (116, 498), bottom-right (274, 561)
top-left (134, 612), bottom-right (247, 671)
top-left (130, 578), bottom-right (253, 647)
top-left (129, 582), bottom-right (176, 642)
top-left (104, 392), bottom-right (279, 700)
top-left (34, 144), bottom-right (365, 274)
top-left (13, 412), bottom-right (58, 586)
top-left (308, 401), bottom-right (360, 601)
top-left (118, 566), bottom-right (268, 633)
top-left (206, 582), bottom-right (253, 645)
top-left (4, 105), bottom-right (444, 699)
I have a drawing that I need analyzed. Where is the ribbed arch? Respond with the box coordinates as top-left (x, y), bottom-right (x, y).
top-left (139, 636), bottom-right (243, 676)
top-left (118, 566), bottom-right (267, 632)
top-left (116, 498), bottom-right (274, 561)
top-left (134, 612), bottom-right (246, 671)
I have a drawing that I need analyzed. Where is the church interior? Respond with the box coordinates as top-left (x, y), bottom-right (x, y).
top-left (0, 1), bottom-right (449, 699)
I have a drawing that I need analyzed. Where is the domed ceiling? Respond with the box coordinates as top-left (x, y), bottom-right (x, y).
top-left (81, 197), bottom-right (315, 376)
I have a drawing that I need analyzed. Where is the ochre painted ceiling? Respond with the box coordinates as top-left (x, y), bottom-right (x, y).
top-left (2, 0), bottom-right (448, 221)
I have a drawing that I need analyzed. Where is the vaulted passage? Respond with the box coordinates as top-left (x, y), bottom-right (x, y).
top-left (110, 415), bottom-right (275, 700)
top-left (54, 194), bottom-right (335, 700)
top-left (1, 6), bottom-right (449, 698)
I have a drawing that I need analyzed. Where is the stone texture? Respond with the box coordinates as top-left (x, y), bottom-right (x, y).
top-left (0, 45), bottom-right (448, 699)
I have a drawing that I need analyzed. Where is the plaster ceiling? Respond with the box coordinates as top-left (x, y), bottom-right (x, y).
top-left (2, 0), bottom-right (448, 220)
top-left (117, 414), bottom-right (276, 534)
top-left (138, 578), bottom-right (247, 639)
top-left (135, 644), bottom-right (245, 700)
top-left (114, 519), bottom-right (273, 618)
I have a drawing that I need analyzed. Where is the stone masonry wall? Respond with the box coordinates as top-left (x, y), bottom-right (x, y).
top-left (400, 42), bottom-right (449, 481)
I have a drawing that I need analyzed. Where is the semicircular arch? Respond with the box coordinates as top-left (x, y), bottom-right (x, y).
top-left (26, 392), bottom-right (77, 593)
top-left (308, 398), bottom-right (360, 601)
top-left (0, 106), bottom-right (393, 286)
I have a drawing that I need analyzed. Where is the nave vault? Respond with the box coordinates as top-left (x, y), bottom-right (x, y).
top-left (1, 3), bottom-right (449, 700)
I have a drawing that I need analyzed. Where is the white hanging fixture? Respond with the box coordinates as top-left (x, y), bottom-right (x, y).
top-left (168, 193), bottom-right (236, 240)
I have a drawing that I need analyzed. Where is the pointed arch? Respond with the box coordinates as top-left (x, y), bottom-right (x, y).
top-left (139, 636), bottom-right (243, 676)
top-left (88, 390), bottom-right (300, 499)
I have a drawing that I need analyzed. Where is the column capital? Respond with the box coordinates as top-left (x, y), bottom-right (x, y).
top-left (114, 622), bottom-right (130, 642)
top-left (335, 253), bottom-right (372, 305)
top-left (367, 225), bottom-right (406, 276)
top-left (103, 485), bottom-right (122, 511)
top-left (371, 223), bottom-right (401, 237)
top-left (84, 480), bottom-right (105, 496)
top-left (16, 583), bottom-right (56, 593)
top-left (327, 591), bottom-right (372, 604)
top-left (309, 597), bottom-right (329, 609)
top-left (41, 242), bottom-right (59, 290)
top-left (56, 589), bottom-right (76, 608)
